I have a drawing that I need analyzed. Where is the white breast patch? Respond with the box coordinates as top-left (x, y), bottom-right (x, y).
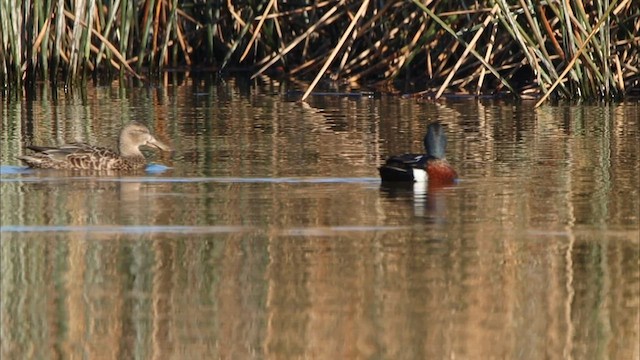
top-left (412, 168), bottom-right (427, 183)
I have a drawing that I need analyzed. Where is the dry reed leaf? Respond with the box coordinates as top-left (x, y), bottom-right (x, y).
top-left (535, 0), bottom-right (620, 107)
top-left (63, 9), bottom-right (143, 79)
top-left (302, 0), bottom-right (369, 101)
top-left (240, 0), bottom-right (276, 62)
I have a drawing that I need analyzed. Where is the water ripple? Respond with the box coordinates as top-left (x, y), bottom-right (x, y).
top-left (0, 175), bottom-right (380, 184)
top-left (1, 225), bottom-right (408, 235)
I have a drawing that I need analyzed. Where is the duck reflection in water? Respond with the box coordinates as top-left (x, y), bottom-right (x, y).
top-left (380, 181), bottom-right (453, 218)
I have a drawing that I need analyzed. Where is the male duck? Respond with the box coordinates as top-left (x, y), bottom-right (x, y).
top-left (379, 122), bottom-right (457, 185)
top-left (18, 121), bottom-right (172, 171)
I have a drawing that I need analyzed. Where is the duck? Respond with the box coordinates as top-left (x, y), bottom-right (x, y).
top-left (18, 121), bottom-right (172, 171)
top-left (379, 122), bottom-right (457, 184)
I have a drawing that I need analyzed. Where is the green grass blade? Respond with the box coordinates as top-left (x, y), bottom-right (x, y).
top-left (411, 0), bottom-right (519, 97)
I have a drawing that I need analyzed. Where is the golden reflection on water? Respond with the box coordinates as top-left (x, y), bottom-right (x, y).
top-left (1, 81), bottom-right (639, 359)
top-left (2, 228), bottom-right (637, 359)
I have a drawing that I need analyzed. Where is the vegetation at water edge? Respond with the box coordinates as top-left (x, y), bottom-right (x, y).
top-left (1, 0), bottom-right (638, 101)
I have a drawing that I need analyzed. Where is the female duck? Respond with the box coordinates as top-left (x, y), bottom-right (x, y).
top-left (379, 122), bottom-right (457, 185)
top-left (19, 121), bottom-right (172, 171)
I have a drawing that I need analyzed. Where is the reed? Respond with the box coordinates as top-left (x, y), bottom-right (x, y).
top-left (1, 1), bottom-right (638, 101)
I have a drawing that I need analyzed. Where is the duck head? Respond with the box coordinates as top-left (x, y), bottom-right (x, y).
top-left (119, 121), bottom-right (172, 157)
top-left (423, 122), bottom-right (447, 160)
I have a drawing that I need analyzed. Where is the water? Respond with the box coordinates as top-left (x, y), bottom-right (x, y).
top-left (1, 79), bottom-right (639, 359)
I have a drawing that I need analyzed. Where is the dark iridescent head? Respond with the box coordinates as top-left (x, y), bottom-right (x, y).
top-left (423, 123), bottom-right (447, 159)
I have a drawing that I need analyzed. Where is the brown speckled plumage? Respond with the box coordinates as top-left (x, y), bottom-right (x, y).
top-left (18, 121), bottom-right (172, 171)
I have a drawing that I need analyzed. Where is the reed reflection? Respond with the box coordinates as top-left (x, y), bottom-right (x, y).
top-left (1, 82), bottom-right (638, 360)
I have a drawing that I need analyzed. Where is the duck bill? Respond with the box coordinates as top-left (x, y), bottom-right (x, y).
top-left (147, 136), bottom-right (173, 152)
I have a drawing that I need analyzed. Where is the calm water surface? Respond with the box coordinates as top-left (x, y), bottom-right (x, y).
top-left (1, 80), bottom-right (639, 359)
